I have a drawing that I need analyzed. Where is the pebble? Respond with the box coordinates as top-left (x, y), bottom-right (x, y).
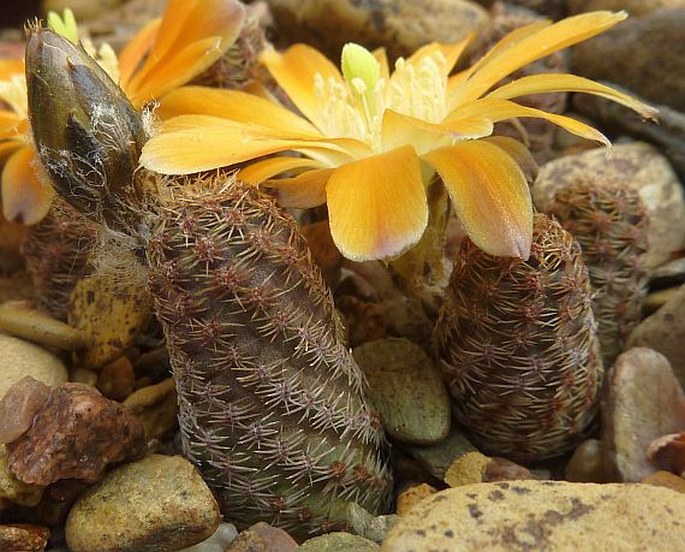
top-left (395, 484), bottom-right (438, 517)
top-left (97, 356), bottom-right (136, 401)
top-left (533, 142), bottom-right (685, 270)
top-left (346, 502), bottom-right (399, 544)
top-left (444, 452), bottom-right (535, 488)
top-left (0, 523), bottom-right (50, 552)
top-left (403, 426), bottom-right (477, 480)
top-left (65, 454), bottom-right (221, 552)
top-left (353, 338), bottom-right (450, 445)
top-left (179, 523), bottom-right (238, 552)
top-left (565, 439), bottom-right (607, 483)
top-left (627, 283), bottom-right (685, 387)
top-left (0, 445), bottom-right (43, 508)
top-left (0, 334), bottom-right (68, 402)
top-left (4, 383), bottom-right (146, 486)
top-left (265, 0), bottom-right (490, 61)
top-left (646, 432), bottom-right (685, 474)
top-left (602, 347), bottom-right (685, 482)
top-left (381, 481), bottom-right (685, 550)
top-left (0, 301), bottom-right (89, 351)
top-left (299, 532), bottom-right (379, 552)
top-left (641, 470), bottom-right (685, 493)
top-left (123, 378), bottom-right (178, 442)
top-left (0, 377), bottom-right (50, 444)
top-left (225, 522), bottom-right (297, 551)
top-left (566, 0), bottom-right (685, 15)
top-left (571, 9), bottom-right (685, 111)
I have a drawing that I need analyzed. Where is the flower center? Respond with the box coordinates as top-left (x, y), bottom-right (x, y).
top-left (313, 43), bottom-right (449, 153)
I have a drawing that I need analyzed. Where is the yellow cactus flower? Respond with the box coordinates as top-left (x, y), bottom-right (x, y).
top-left (0, 0), bottom-right (245, 225)
top-left (141, 11), bottom-right (656, 262)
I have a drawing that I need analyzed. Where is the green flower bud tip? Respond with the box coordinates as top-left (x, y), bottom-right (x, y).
top-left (25, 26), bottom-right (146, 224)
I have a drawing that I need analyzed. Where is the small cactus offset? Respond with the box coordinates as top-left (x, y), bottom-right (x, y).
top-left (548, 181), bottom-right (649, 367)
top-left (22, 198), bottom-right (98, 320)
top-left (146, 177), bottom-right (392, 536)
top-left (434, 214), bottom-right (603, 462)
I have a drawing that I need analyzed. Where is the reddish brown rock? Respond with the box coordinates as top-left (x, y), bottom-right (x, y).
top-left (226, 522), bottom-right (298, 551)
top-left (647, 433), bottom-right (685, 475)
top-left (602, 348), bottom-right (685, 482)
top-left (0, 377), bottom-right (50, 444)
top-left (0, 524), bottom-right (50, 552)
top-left (5, 383), bottom-right (146, 485)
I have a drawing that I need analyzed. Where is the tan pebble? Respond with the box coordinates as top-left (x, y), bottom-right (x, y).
top-left (69, 367), bottom-right (98, 387)
top-left (0, 334), bottom-right (68, 401)
top-left (0, 377), bottom-right (50, 444)
top-left (65, 455), bottom-right (220, 552)
top-left (565, 439), bottom-right (607, 483)
top-left (97, 356), bottom-right (135, 401)
top-left (124, 378), bottom-right (178, 441)
top-left (0, 301), bottom-right (88, 350)
top-left (444, 451), bottom-right (490, 487)
top-left (396, 483), bottom-right (437, 516)
top-left (641, 470), bottom-right (685, 493)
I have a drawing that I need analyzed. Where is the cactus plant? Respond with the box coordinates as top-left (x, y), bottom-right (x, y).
top-left (548, 181), bottom-right (649, 367)
top-left (434, 214), bottom-right (603, 462)
top-left (26, 26), bottom-right (392, 538)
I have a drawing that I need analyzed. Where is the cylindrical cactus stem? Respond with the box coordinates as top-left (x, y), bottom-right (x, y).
top-left (434, 214), bottom-right (603, 463)
top-left (548, 181), bottom-right (649, 367)
top-left (21, 198), bottom-right (98, 320)
top-left (146, 177), bottom-right (392, 537)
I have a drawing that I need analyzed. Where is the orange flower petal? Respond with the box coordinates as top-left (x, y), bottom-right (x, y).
top-left (0, 110), bottom-right (24, 134)
top-left (482, 136), bottom-right (538, 183)
top-left (424, 140), bottom-right (532, 258)
top-left (450, 11), bottom-right (626, 105)
top-left (118, 18), bottom-right (160, 88)
top-left (326, 145), bottom-right (427, 261)
top-left (372, 47), bottom-right (390, 82)
top-left (446, 98), bottom-right (610, 146)
top-left (0, 141), bottom-right (23, 163)
top-left (122, 0), bottom-right (245, 107)
top-left (487, 73), bottom-right (658, 120)
top-left (1, 146), bottom-right (55, 225)
top-left (157, 86), bottom-right (321, 136)
top-left (404, 37), bottom-right (473, 76)
top-left (141, 115), bottom-right (365, 174)
top-left (270, 167), bottom-right (333, 208)
top-left (381, 109), bottom-right (451, 153)
top-left (238, 156), bottom-right (323, 185)
top-left (260, 44), bottom-right (342, 131)
top-left (0, 59), bottom-right (24, 80)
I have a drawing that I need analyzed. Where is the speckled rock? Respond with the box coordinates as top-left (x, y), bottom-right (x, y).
top-left (396, 484), bottom-right (438, 516)
top-left (533, 142), bottom-right (685, 269)
top-left (627, 284), bottom-right (685, 387)
top-left (65, 455), bottom-right (221, 552)
top-left (0, 334), bottom-right (68, 402)
top-left (381, 481), bottom-right (685, 550)
top-left (265, 0), bottom-right (489, 61)
top-left (0, 524), bottom-right (50, 552)
top-left (571, 9), bottom-right (685, 111)
top-left (566, 0), bottom-right (685, 15)
top-left (354, 338), bottom-right (450, 444)
top-left (403, 426), bottom-right (478, 480)
top-left (299, 532), bottom-right (379, 552)
top-left (602, 348), bottom-right (685, 482)
top-left (4, 383), bottom-right (146, 485)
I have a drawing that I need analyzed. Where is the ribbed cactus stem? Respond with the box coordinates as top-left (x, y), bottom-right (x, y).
top-left (435, 214), bottom-right (603, 462)
top-left (22, 198), bottom-right (98, 320)
top-left (549, 181), bottom-right (649, 367)
top-left (146, 177), bottom-right (391, 536)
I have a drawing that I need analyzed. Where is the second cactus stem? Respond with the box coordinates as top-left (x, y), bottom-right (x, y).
top-left (146, 177), bottom-right (392, 537)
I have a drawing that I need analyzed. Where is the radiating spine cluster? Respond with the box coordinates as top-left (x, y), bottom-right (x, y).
top-left (434, 214), bottom-right (603, 462)
top-left (146, 178), bottom-right (391, 536)
top-left (548, 181), bottom-right (649, 367)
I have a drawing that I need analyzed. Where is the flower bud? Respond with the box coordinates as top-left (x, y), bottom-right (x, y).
top-left (25, 26), bottom-right (146, 230)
